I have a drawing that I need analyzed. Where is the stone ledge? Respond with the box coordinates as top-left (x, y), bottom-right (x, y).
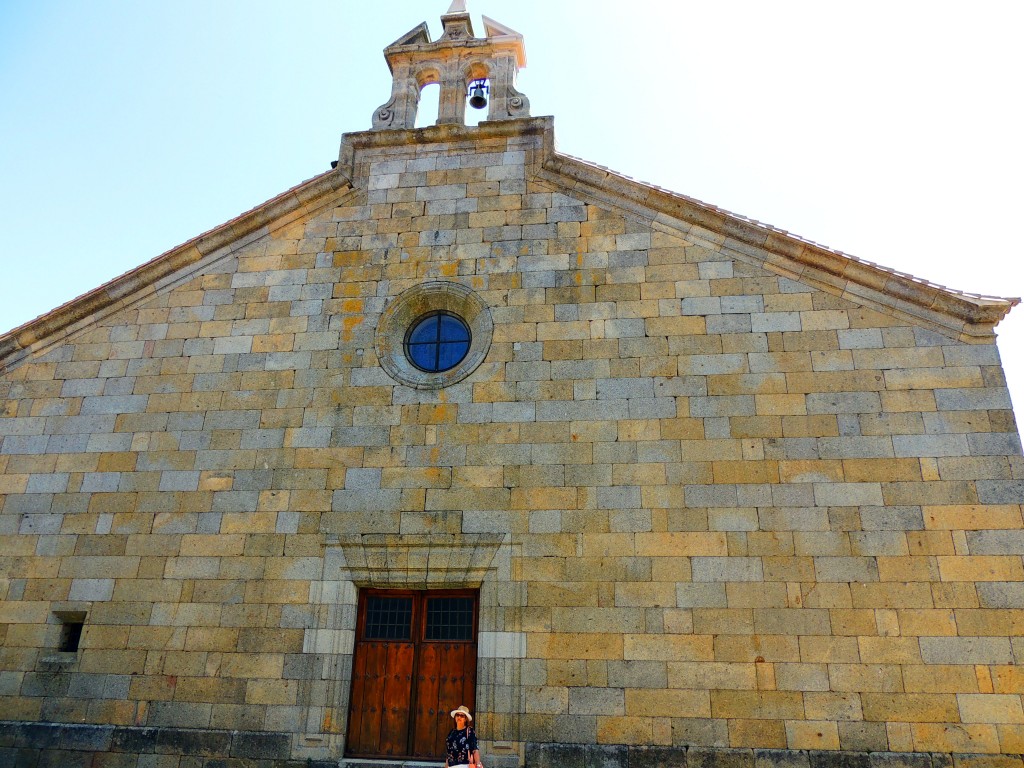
top-left (0, 721), bottom-right (336, 767)
top-left (525, 744), bottom-right (1024, 768)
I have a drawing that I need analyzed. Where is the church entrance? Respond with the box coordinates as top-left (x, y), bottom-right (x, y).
top-left (346, 589), bottom-right (478, 760)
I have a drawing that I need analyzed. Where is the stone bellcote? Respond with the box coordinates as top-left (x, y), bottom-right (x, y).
top-left (371, 0), bottom-right (531, 130)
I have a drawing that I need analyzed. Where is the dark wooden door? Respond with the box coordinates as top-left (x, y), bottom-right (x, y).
top-left (346, 590), bottom-right (478, 759)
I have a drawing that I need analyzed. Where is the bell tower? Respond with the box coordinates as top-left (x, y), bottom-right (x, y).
top-left (371, 0), bottom-right (531, 130)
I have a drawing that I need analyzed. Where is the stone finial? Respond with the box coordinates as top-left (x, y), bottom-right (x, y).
top-left (370, 6), bottom-right (530, 130)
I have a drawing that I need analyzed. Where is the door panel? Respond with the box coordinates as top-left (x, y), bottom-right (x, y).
top-left (347, 590), bottom-right (478, 760)
top-left (412, 642), bottom-right (442, 757)
top-left (380, 642), bottom-right (415, 755)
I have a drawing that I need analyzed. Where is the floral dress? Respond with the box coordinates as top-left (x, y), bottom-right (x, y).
top-left (445, 725), bottom-right (478, 766)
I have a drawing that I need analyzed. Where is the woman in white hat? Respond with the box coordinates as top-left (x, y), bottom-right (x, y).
top-left (444, 705), bottom-right (482, 768)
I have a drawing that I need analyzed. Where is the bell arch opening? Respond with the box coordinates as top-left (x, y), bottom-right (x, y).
top-left (415, 82), bottom-right (441, 128)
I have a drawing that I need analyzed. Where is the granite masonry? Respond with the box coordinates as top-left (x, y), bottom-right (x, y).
top-left (2, 4), bottom-right (1024, 768)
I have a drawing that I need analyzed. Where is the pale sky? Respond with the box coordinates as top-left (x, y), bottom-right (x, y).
top-left (2, 1), bottom-right (1022, 416)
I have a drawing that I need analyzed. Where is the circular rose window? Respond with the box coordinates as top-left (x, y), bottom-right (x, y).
top-left (405, 311), bottom-right (472, 373)
top-left (375, 282), bottom-right (493, 390)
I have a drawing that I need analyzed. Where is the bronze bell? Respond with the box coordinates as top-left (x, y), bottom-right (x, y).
top-left (468, 81), bottom-right (488, 110)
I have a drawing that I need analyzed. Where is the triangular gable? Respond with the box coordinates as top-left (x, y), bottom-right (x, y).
top-left (2, 117), bottom-right (1017, 376)
top-left (387, 22), bottom-right (431, 49)
top-left (481, 16), bottom-right (526, 67)
top-left (482, 15), bottom-right (523, 41)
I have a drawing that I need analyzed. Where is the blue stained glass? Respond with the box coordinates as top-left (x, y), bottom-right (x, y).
top-left (405, 312), bottom-right (471, 373)
top-left (407, 343), bottom-right (438, 371)
top-left (438, 341), bottom-right (471, 369)
top-left (408, 318), bottom-right (440, 346)
top-left (440, 314), bottom-right (470, 342)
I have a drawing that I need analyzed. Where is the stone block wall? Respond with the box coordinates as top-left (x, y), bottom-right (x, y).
top-left (1, 118), bottom-right (1023, 762)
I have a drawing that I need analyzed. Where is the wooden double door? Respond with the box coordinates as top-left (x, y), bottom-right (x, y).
top-left (346, 589), bottom-right (478, 759)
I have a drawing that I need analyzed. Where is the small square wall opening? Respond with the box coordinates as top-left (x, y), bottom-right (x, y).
top-left (54, 611), bottom-right (86, 653)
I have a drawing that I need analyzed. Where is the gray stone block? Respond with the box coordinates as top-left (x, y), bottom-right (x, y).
top-left (756, 750), bottom-right (810, 768)
top-left (860, 506), bottom-right (923, 531)
top-left (690, 396), bottom-right (755, 418)
top-left (815, 557), bottom-right (880, 581)
top-left (818, 437), bottom-right (894, 459)
top-left (837, 723), bottom-right (888, 753)
top-left (686, 485), bottom-right (739, 507)
top-left (58, 724), bottom-right (114, 752)
top-left (81, 472), bottom-right (121, 493)
top-left (69, 578), bottom-right (115, 601)
top-left (655, 376), bottom-right (708, 397)
top-left (935, 387), bottom-right (1012, 411)
top-left (692, 557), bottom-right (763, 582)
top-left (45, 434), bottom-right (90, 453)
top-left (810, 752), bottom-right (870, 768)
top-left (607, 660), bottom-right (668, 689)
top-left (586, 745), bottom-right (629, 768)
top-left (1, 435), bottom-right (47, 454)
top-left (681, 354), bottom-right (748, 377)
top-left (806, 393), bottom-right (881, 415)
top-left (966, 530), bottom-right (1024, 554)
top-left (706, 315), bottom-right (752, 334)
top-left (49, 415), bottom-right (117, 435)
top-left (767, 478), bottom-right (816, 504)
top-left (158, 471), bottom-right (200, 492)
top-left (528, 742), bottom-right (587, 768)
top-left (752, 312), bottom-right (801, 333)
top-left (155, 727), bottom-right (231, 757)
top-left (893, 434), bottom-right (970, 458)
top-left (597, 486), bottom-right (642, 510)
top-left (690, 747), bottom-right (754, 768)
top-left (920, 637), bottom-right (1013, 665)
top-left (979, 581), bottom-right (1024, 608)
top-left (867, 754), bottom-right (933, 768)
top-left (968, 432), bottom-right (1023, 456)
top-left (629, 397), bottom-right (677, 419)
top-left (210, 491), bottom-right (260, 513)
top-left (721, 295), bottom-right (764, 314)
top-left (345, 468), bottom-right (382, 490)
top-left (677, 583), bottom-right (728, 608)
top-left (943, 345), bottom-right (1001, 366)
top-left (26, 474), bottom-right (70, 493)
top-left (838, 329), bottom-right (884, 349)
top-left (81, 395), bottom-right (149, 415)
top-left (145, 703), bottom-right (213, 730)
top-left (976, 480), bottom-right (1024, 504)
top-left (597, 378), bottom-right (655, 400)
top-left (203, 410), bottom-right (261, 431)
top-left (671, 718), bottom-right (728, 747)
top-left (18, 513), bottom-right (62, 533)
top-left (697, 260), bottom-right (734, 279)
top-left (568, 687), bottom-right (625, 716)
top-left (681, 297), bottom-right (722, 316)
top-left (0, 416), bottom-right (45, 436)
top-left (493, 402), bottom-right (536, 423)
top-left (332, 489), bottom-right (403, 513)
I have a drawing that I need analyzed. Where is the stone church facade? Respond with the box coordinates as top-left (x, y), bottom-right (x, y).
top-left (3, 5), bottom-right (1024, 767)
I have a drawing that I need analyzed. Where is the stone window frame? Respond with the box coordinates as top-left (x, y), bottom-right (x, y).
top-left (375, 281), bottom-right (493, 390)
top-left (42, 609), bottom-right (87, 665)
